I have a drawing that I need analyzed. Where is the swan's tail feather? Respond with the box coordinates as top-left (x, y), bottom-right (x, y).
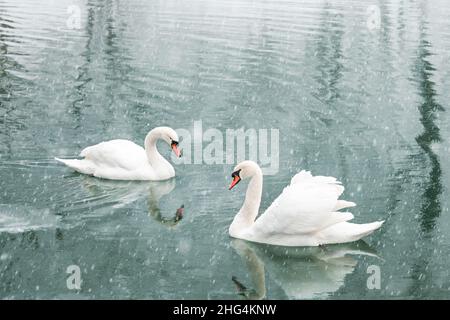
top-left (321, 220), bottom-right (384, 245)
top-left (54, 157), bottom-right (93, 175)
top-left (334, 200), bottom-right (356, 211)
top-left (55, 157), bottom-right (76, 167)
top-left (351, 221), bottom-right (384, 239)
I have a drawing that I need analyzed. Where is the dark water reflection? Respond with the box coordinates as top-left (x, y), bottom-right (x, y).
top-left (1, 0), bottom-right (450, 299)
top-left (407, 8), bottom-right (444, 297)
top-left (414, 25), bottom-right (443, 234)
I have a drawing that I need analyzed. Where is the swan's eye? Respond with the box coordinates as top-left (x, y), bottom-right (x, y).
top-left (171, 140), bottom-right (179, 147)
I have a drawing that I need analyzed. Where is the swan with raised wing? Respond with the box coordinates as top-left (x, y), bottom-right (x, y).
top-left (228, 161), bottom-right (384, 246)
top-left (55, 126), bottom-right (181, 180)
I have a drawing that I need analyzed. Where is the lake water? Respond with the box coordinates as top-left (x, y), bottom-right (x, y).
top-left (1, 0), bottom-right (450, 299)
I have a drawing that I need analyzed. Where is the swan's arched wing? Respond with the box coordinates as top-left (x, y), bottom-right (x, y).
top-left (80, 139), bottom-right (148, 170)
top-left (253, 171), bottom-right (355, 236)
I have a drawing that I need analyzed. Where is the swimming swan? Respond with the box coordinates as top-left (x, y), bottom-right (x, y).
top-left (228, 161), bottom-right (384, 246)
top-left (55, 126), bottom-right (181, 180)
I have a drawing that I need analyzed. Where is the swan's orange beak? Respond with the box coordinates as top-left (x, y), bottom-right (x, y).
top-left (229, 174), bottom-right (241, 190)
top-left (171, 141), bottom-right (181, 158)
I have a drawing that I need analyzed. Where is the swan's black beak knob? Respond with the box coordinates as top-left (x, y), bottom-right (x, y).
top-left (229, 170), bottom-right (241, 190)
top-left (171, 141), bottom-right (181, 158)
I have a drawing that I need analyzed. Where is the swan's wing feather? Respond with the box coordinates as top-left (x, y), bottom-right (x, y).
top-left (290, 170), bottom-right (340, 186)
top-left (253, 172), bottom-right (354, 236)
top-left (80, 139), bottom-right (147, 170)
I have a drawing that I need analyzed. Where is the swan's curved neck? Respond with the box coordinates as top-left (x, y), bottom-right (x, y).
top-left (237, 170), bottom-right (263, 226)
top-left (144, 131), bottom-right (170, 169)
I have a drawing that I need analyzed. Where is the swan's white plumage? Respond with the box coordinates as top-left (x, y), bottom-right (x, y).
top-left (254, 171), bottom-right (354, 235)
top-left (229, 162), bottom-right (384, 247)
top-left (80, 139), bottom-right (150, 171)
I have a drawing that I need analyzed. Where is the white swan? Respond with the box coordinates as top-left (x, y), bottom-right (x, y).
top-left (228, 161), bottom-right (384, 246)
top-left (55, 126), bottom-right (181, 180)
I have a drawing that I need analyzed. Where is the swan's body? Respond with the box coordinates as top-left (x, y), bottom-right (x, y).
top-left (228, 161), bottom-right (384, 247)
top-left (55, 127), bottom-right (181, 181)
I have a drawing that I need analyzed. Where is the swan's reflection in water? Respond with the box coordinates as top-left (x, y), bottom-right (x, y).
top-left (80, 176), bottom-right (184, 226)
top-left (231, 239), bottom-right (379, 300)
